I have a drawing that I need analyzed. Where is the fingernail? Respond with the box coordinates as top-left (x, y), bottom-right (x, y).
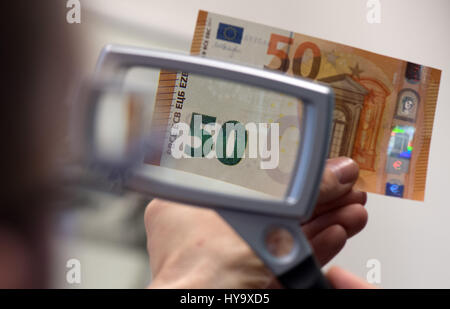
top-left (328, 157), bottom-right (359, 184)
top-left (358, 190), bottom-right (368, 206)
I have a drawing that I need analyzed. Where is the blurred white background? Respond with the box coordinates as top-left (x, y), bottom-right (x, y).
top-left (56, 0), bottom-right (450, 288)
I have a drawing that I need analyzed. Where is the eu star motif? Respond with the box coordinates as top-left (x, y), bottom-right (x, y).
top-left (326, 50), bottom-right (338, 67)
top-left (349, 63), bottom-right (364, 79)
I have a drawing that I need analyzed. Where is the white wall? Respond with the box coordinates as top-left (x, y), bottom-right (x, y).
top-left (78, 0), bottom-right (450, 288)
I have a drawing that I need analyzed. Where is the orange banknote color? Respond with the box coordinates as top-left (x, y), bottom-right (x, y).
top-left (187, 10), bottom-right (441, 201)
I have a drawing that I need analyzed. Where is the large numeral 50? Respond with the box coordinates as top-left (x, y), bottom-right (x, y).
top-left (265, 33), bottom-right (321, 79)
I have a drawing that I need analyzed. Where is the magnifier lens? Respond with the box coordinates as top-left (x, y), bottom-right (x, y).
top-left (86, 66), bottom-right (305, 202)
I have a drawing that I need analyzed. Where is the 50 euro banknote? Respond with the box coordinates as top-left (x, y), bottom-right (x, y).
top-left (149, 10), bottom-right (441, 201)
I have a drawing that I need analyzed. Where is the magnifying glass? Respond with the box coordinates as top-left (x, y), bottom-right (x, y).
top-left (72, 45), bottom-right (334, 288)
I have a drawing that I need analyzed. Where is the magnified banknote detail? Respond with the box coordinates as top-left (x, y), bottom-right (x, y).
top-left (184, 10), bottom-right (442, 201)
top-left (137, 68), bottom-right (304, 199)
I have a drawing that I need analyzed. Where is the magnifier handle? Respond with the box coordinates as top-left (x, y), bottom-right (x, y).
top-left (278, 255), bottom-right (333, 289)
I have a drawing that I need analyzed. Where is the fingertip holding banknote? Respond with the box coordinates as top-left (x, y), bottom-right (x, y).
top-left (327, 157), bottom-right (359, 185)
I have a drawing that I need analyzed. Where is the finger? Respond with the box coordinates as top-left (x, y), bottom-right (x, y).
top-left (317, 157), bottom-right (360, 205)
top-left (144, 199), bottom-right (165, 232)
top-left (310, 225), bottom-right (347, 265)
top-left (303, 203), bottom-right (368, 240)
top-left (144, 200), bottom-right (215, 257)
top-left (144, 199), bottom-right (182, 237)
top-left (144, 198), bottom-right (211, 234)
top-left (144, 199), bottom-right (184, 272)
top-left (326, 266), bottom-right (376, 289)
top-left (312, 189), bottom-right (367, 219)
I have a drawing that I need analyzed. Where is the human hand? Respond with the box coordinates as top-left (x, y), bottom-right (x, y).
top-left (146, 157), bottom-right (368, 288)
top-left (302, 157), bottom-right (368, 265)
top-left (326, 266), bottom-right (376, 289)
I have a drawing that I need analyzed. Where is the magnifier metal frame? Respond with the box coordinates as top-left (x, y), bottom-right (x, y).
top-left (94, 45), bottom-right (335, 288)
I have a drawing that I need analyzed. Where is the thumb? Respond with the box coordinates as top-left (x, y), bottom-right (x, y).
top-left (316, 157), bottom-right (360, 205)
top-left (326, 266), bottom-right (376, 289)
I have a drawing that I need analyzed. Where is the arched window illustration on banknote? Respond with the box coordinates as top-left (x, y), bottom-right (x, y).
top-left (319, 74), bottom-right (367, 159)
top-left (329, 108), bottom-right (348, 158)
